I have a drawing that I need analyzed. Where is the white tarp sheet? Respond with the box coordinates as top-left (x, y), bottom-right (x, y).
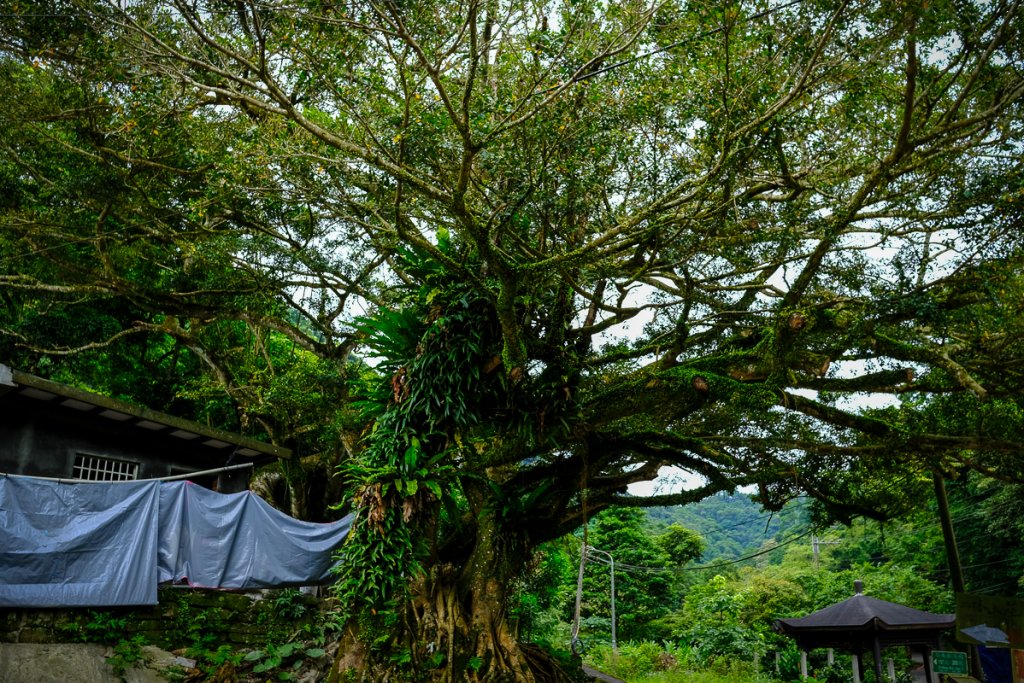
top-left (0, 476), bottom-right (353, 607)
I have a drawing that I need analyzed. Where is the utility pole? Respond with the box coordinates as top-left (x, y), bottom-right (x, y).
top-left (933, 474), bottom-right (965, 593)
top-left (811, 534), bottom-right (840, 569)
top-left (932, 472), bottom-right (983, 680)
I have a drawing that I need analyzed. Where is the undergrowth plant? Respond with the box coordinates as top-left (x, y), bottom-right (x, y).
top-left (243, 642), bottom-right (327, 681)
top-left (587, 641), bottom-right (775, 683)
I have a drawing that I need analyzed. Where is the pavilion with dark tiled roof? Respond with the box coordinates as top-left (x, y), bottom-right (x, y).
top-left (774, 580), bottom-right (956, 682)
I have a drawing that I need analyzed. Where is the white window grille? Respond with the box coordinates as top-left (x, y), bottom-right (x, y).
top-left (72, 453), bottom-right (139, 481)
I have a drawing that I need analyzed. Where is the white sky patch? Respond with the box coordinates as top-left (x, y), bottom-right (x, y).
top-left (628, 466), bottom-right (706, 497)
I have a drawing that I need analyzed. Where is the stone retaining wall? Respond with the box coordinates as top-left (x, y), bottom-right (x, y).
top-left (0, 587), bottom-right (324, 650)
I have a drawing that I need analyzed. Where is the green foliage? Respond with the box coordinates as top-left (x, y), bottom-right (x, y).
top-left (244, 641), bottom-right (327, 680)
top-left (106, 635), bottom-right (148, 679)
top-left (169, 595), bottom-right (225, 652)
top-left (820, 472), bottom-right (1024, 597)
top-left (580, 507), bottom-right (679, 641)
top-left (681, 576), bottom-right (766, 663)
top-left (6, 0), bottom-right (1024, 677)
top-left (190, 645), bottom-right (243, 678)
top-left (586, 641), bottom-right (772, 683)
top-left (511, 540), bottom-right (578, 644)
top-left (334, 277), bottom-right (503, 620)
top-left (272, 588), bottom-right (310, 621)
top-left (658, 524), bottom-right (706, 566)
top-left (58, 612), bottom-right (148, 681)
top-left (648, 494), bottom-right (808, 563)
top-left (60, 610), bottom-right (129, 645)
top-left (813, 662), bottom-right (853, 683)
top-left (727, 545), bottom-right (954, 640)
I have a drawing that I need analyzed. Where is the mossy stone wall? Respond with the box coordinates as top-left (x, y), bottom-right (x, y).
top-left (0, 587), bottom-right (324, 649)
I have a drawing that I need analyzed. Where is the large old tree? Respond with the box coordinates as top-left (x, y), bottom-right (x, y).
top-left (2, 0), bottom-right (1024, 680)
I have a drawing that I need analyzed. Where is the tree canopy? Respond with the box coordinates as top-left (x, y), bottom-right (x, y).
top-left (2, 0), bottom-right (1024, 680)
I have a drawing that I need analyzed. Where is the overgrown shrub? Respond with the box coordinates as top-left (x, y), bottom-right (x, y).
top-left (586, 640), bottom-right (773, 683)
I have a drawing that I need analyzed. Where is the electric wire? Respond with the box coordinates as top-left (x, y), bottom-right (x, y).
top-left (676, 498), bottom-right (809, 535)
top-left (584, 492), bottom-right (1023, 578)
top-left (970, 578), bottom-right (1022, 595)
top-left (583, 528), bottom-right (813, 575)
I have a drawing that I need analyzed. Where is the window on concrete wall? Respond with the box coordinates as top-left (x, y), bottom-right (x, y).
top-left (72, 453), bottom-right (139, 481)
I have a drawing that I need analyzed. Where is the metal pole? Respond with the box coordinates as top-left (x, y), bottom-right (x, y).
top-left (157, 462), bottom-right (254, 482)
top-left (585, 546), bottom-right (618, 654)
top-left (609, 552), bottom-right (617, 654)
top-left (2, 462), bottom-right (254, 484)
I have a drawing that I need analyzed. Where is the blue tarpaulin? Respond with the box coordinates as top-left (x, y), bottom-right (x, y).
top-left (979, 646), bottom-right (1012, 683)
top-left (0, 475), bottom-right (353, 607)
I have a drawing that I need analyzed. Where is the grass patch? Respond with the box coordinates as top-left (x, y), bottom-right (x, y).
top-left (586, 642), bottom-right (777, 683)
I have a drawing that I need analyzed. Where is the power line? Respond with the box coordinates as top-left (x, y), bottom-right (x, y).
top-left (685, 499), bottom-right (809, 535)
top-left (840, 498), bottom-right (1023, 542)
top-left (586, 528), bottom-right (813, 575)
top-left (599, 495), bottom-right (1023, 576)
top-left (649, 495), bottom-right (808, 541)
top-left (971, 579), bottom-right (1022, 596)
top-left (931, 556), bottom-right (1022, 578)
top-left (638, 493), bottom-right (1011, 575)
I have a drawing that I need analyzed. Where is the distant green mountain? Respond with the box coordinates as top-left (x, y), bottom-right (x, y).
top-left (646, 492), bottom-right (808, 563)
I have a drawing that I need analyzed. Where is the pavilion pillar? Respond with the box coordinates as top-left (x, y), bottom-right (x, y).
top-left (800, 650), bottom-right (808, 679)
top-left (852, 653), bottom-right (862, 683)
top-left (873, 636), bottom-right (884, 682)
top-left (922, 646), bottom-right (935, 683)
top-left (828, 648), bottom-right (834, 665)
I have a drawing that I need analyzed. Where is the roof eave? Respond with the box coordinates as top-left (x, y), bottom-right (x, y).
top-left (3, 364), bottom-right (292, 460)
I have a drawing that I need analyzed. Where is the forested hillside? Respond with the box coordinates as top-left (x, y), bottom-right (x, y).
top-left (647, 493), bottom-right (808, 562)
top-left (559, 472), bottom-right (1022, 682)
top-left (645, 478), bottom-right (1023, 597)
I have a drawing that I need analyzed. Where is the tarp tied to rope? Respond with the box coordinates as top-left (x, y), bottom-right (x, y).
top-left (0, 476), bottom-right (353, 607)
top-left (0, 478), bottom-right (160, 606)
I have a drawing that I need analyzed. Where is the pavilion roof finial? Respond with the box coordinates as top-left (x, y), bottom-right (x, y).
top-left (854, 579), bottom-right (864, 595)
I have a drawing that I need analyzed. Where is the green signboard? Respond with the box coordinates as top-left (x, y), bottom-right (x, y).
top-left (933, 651), bottom-right (969, 675)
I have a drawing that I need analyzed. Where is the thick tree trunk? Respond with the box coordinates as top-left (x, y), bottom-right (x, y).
top-left (328, 510), bottom-right (579, 683)
top-left (411, 561), bottom-right (534, 682)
